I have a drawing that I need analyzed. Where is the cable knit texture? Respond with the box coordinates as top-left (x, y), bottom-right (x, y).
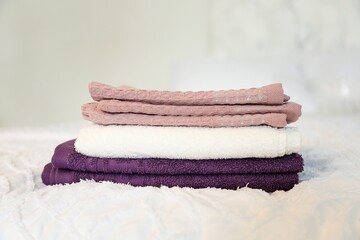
top-left (41, 163), bottom-right (299, 192)
top-left (89, 82), bottom-right (290, 105)
top-left (52, 140), bottom-right (304, 174)
top-left (74, 125), bottom-right (300, 159)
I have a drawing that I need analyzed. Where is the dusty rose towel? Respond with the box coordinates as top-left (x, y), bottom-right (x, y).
top-left (89, 82), bottom-right (290, 105)
top-left (97, 100), bottom-right (301, 124)
top-left (82, 103), bottom-right (288, 128)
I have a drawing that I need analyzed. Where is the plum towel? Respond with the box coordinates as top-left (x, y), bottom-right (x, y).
top-left (74, 125), bottom-right (300, 159)
top-left (89, 82), bottom-right (290, 105)
top-left (41, 163), bottom-right (299, 192)
top-left (53, 140), bottom-right (304, 175)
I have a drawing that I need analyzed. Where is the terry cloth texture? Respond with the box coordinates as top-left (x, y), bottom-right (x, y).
top-left (52, 140), bottom-right (304, 175)
top-left (96, 100), bottom-right (301, 123)
top-left (82, 102), bottom-right (288, 128)
top-left (89, 82), bottom-right (290, 105)
top-left (41, 163), bottom-right (299, 192)
top-left (74, 125), bottom-right (300, 159)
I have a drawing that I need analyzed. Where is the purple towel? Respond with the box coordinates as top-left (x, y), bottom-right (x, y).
top-left (42, 163), bottom-right (299, 192)
top-left (52, 140), bottom-right (304, 175)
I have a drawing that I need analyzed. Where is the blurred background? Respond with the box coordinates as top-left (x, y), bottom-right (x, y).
top-left (1, 0), bottom-right (359, 127)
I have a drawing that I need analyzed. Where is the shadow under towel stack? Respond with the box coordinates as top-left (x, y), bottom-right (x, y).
top-left (42, 82), bottom-right (303, 192)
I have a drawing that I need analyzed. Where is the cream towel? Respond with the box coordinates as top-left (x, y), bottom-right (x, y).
top-left (74, 125), bottom-right (300, 159)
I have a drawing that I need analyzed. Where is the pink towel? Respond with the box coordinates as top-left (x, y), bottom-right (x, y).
top-left (97, 100), bottom-right (301, 124)
top-left (89, 82), bottom-right (290, 105)
top-left (82, 103), bottom-right (288, 128)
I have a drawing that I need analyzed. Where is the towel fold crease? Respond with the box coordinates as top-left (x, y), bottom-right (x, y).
top-left (97, 100), bottom-right (301, 123)
top-left (82, 103), bottom-right (289, 128)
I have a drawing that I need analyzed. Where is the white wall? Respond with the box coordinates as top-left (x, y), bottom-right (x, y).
top-left (212, 0), bottom-right (360, 58)
top-left (0, 0), bottom-right (209, 127)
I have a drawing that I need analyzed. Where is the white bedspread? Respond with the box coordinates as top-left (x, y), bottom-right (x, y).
top-left (0, 115), bottom-right (360, 240)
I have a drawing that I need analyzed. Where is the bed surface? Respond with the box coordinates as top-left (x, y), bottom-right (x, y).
top-left (1, 115), bottom-right (359, 239)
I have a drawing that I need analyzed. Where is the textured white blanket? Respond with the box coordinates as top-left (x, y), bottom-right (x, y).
top-left (1, 116), bottom-right (360, 239)
top-left (74, 125), bottom-right (300, 159)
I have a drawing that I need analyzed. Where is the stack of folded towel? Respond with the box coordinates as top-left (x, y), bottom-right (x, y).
top-left (42, 82), bottom-right (303, 192)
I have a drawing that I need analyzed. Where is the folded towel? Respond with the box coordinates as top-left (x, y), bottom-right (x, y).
top-left (53, 140), bottom-right (304, 174)
top-left (82, 103), bottom-right (288, 128)
top-left (89, 82), bottom-right (290, 105)
top-left (41, 163), bottom-right (299, 192)
top-left (97, 100), bottom-right (302, 123)
top-left (75, 125), bottom-right (300, 159)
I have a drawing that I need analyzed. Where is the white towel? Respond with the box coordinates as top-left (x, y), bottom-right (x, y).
top-left (75, 125), bottom-right (300, 159)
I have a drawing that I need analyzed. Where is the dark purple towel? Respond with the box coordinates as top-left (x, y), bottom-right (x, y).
top-left (52, 140), bottom-right (304, 175)
top-left (42, 163), bottom-right (299, 192)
